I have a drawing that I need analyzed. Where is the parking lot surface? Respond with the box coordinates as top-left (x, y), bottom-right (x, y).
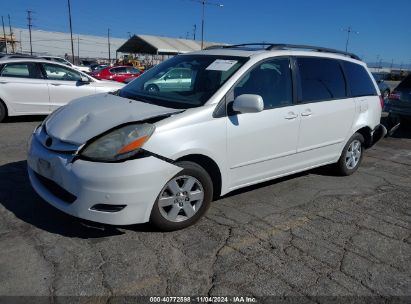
top-left (0, 117), bottom-right (410, 300)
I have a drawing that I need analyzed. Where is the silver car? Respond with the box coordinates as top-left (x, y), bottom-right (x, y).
top-left (144, 68), bottom-right (192, 92)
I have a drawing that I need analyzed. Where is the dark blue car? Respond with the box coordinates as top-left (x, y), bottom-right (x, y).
top-left (385, 74), bottom-right (411, 122)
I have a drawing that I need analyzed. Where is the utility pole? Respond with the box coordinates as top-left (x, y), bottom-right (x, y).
top-left (190, 0), bottom-right (223, 49)
top-left (375, 55), bottom-right (380, 72)
top-left (193, 24), bottom-right (197, 40)
top-left (8, 15), bottom-right (14, 53)
top-left (1, 16), bottom-right (7, 54)
top-left (26, 10), bottom-right (33, 55)
top-left (77, 36), bottom-right (80, 64)
top-left (342, 26), bottom-right (359, 52)
top-left (19, 30), bottom-right (22, 53)
top-left (107, 28), bottom-right (111, 63)
top-left (67, 0), bottom-right (75, 63)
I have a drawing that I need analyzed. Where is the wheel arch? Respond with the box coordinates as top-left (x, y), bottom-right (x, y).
top-left (0, 96), bottom-right (9, 120)
top-left (354, 126), bottom-right (373, 148)
top-left (175, 154), bottom-right (222, 200)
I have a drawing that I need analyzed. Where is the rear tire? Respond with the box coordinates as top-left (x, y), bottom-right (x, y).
top-left (0, 101), bottom-right (7, 123)
top-left (150, 161), bottom-right (213, 231)
top-left (335, 133), bottom-right (365, 176)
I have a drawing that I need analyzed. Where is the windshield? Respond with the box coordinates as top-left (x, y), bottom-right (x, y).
top-left (119, 55), bottom-right (248, 109)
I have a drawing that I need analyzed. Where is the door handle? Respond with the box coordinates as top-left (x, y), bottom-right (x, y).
top-left (301, 109), bottom-right (312, 117)
top-left (284, 112), bottom-right (298, 120)
top-left (50, 83), bottom-right (62, 86)
top-left (0, 81), bottom-right (7, 84)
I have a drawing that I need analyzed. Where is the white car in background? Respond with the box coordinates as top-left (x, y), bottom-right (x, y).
top-left (39, 56), bottom-right (92, 73)
top-left (0, 58), bottom-right (123, 121)
top-left (27, 44), bottom-right (386, 231)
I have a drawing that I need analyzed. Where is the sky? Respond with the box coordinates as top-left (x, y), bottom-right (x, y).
top-left (2, 0), bottom-right (411, 66)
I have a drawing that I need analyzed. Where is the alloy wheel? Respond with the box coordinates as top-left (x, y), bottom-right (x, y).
top-left (345, 139), bottom-right (362, 169)
top-left (158, 175), bottom-right (204, 222)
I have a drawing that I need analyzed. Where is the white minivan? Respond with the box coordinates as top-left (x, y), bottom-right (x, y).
top-left (27, 44), bottom-right (386, 230)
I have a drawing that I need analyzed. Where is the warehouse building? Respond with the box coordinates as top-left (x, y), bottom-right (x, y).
top-left (1, 28), bottom-right (224, 67)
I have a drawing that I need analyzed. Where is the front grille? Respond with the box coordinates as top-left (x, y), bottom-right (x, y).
top-left (34, 172), bottom-right (77, 204)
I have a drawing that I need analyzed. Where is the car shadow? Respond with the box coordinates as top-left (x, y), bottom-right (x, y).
top-left (381, 116), bottom-right (411, 139)
top-left (3, 115), bottom-right (47, 123)
top-left (0, 159), bottom-right (342, 236)
top-left (0, 160), bottom-right (155, 238)
top-left (390, 124), bottom-right (411, 139)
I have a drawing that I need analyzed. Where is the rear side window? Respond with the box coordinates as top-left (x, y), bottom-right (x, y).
top-left (297, 57), bottom-right (347, 103)
top-left (111, 67), bottom-right (126, 74)
top-left (343, 61), bottom-right (377, 97)
top-left (0, 62), bottom-right (43, 79)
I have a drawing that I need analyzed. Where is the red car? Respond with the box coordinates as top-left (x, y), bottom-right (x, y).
top-left (91, 66), bottom-right (142, 83)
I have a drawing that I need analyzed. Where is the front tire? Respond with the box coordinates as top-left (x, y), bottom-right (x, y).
top-left (146, 84), bottom-right (159, 93)
top-left (150, 161), bottom-right (213, 231)
top-left (0, 101), bottom-right (7, 122)
top-left (335, 133), bottom-right (365, 176)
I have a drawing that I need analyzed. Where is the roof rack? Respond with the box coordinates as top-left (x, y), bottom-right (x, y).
top-left (204, 43), bottom-right (361, 60)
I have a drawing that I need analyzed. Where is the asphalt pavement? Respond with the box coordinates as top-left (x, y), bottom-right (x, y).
top-left (0, 117), bottom-right (410, 301)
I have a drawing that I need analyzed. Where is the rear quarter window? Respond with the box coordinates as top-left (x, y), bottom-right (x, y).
top-left (343, 61), bottom-right (377, 97)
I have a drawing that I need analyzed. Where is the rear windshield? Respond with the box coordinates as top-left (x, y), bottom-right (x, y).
top-left (119, 55), bottom-right (248, 109)
top-left (397, 75), bottom-right (411, 89)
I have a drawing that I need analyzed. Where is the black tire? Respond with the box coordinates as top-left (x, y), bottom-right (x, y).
top-left (150, 161), bottom-right (213, 231)
top-left (0, 101), bottom-right (7, 123)
top-left (335, 133), bottom-right (365, 176)
top-left (146, 84), bottom-right (159, 93)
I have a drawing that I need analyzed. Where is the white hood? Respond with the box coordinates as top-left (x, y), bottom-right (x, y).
top-left (45, 93), bottom-right (181, 145)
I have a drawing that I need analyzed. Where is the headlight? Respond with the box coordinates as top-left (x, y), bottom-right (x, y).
top-left (80, 123), bottom-right (155, 161)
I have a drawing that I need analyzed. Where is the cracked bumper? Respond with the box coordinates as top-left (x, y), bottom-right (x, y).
top-left (27, 135), bottom-right (182, 225)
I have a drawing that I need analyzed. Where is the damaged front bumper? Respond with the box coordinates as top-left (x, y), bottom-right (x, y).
top-left (27, 134), bottom-right (182, 225)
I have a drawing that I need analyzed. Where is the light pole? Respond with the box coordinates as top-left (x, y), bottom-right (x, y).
top-left (190, 0), bottom-right (223, 49)
top-left (67, 0), bottom-right (75, 63)
top-left (342, 26), bottom-right (359, 52)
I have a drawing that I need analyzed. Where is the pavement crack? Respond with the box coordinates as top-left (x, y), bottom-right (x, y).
top-left (205, 218), bottom-right (233, 296)
top-left (95, 246), bottom-right (113, 297)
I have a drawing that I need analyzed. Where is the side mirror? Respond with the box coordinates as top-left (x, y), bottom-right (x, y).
top-left (80, 75), bottom-right (90, 83)
top-left (232, 94), bottom-right (264, 113)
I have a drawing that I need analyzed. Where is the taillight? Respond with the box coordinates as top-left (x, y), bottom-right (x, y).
top-left (379, 96), bottom-right (384, 109)
top-left (388, 91), bottom-right (401, 100)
